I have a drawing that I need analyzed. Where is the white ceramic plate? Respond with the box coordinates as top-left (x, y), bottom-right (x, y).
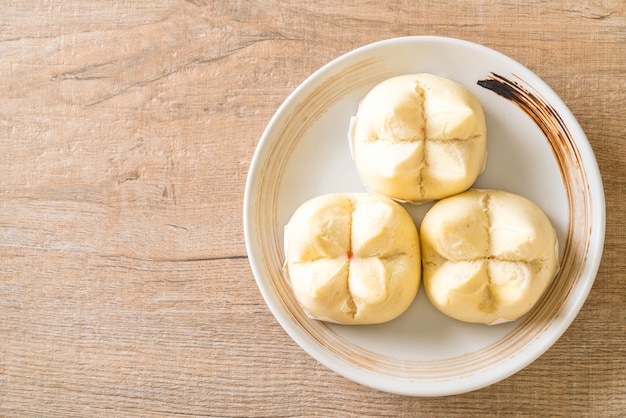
top-left (243, 36), bottom-right (605, 396)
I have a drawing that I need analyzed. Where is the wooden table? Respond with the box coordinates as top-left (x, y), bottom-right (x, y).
top-left (2, 1), bottom-right (624, 416)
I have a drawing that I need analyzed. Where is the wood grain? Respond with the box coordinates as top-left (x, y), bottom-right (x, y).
top-left (1, 1), bottom-right (625, 416)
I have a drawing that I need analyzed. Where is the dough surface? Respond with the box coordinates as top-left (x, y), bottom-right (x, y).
top-left (420, 189), bottom-right (559, 325)
top-left (349, 74), bottom-right (487, 202)
top-left (284, 193), bottom-right (421, 324)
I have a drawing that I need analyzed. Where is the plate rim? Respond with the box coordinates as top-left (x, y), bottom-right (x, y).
top-left (243, 35), bottom-right (606, 396)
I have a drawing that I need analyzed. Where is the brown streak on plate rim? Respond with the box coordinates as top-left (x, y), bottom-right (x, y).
top-left (477, 73), bottom-right (591, 327)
